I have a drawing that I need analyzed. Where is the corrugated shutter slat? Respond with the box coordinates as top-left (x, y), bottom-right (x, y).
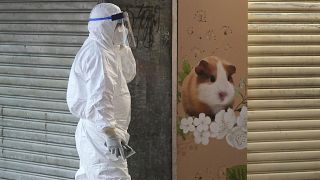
top-left (248, 0), bottom-right (320, 179)
top-left (0, 1), bottom-right (96, 179)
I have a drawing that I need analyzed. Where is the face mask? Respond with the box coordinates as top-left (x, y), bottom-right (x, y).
top-left (89, 12), bottom-right (136, 48)
top-left (113, 22), bottom-right (129, 46)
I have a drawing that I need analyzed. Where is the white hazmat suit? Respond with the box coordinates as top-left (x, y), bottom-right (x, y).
top-left (66, 3), bottom-right (136, 180)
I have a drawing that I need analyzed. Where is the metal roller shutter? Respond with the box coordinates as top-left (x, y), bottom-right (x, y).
top-left (0, 1), bottom-right (96, 179)
top-left (248, 0), bottom-right (320, 179)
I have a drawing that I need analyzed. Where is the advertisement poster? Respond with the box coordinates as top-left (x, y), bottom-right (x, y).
top-left (176, 0), bottom-right (248, 179)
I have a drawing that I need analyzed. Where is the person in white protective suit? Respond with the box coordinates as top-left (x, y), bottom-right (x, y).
top-left (66, 3), bottom-right (136, 180)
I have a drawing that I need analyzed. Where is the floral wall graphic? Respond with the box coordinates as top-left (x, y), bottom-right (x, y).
top-left (176, 0), bottom-right (247, 179)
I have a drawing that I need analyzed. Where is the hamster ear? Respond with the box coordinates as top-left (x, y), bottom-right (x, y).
top-left (195, 60), bottom-right (211, 78)
top-left (226, 64), bottom-right (236, 76)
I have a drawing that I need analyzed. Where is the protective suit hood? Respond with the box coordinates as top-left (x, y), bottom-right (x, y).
top-left (88, 3), bottom-right (121, 49)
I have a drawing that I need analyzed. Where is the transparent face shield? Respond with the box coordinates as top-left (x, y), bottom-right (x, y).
top-left (89, 12), bottom-right (136, 48)
top-left (113, 12), bottom-right (136, 48)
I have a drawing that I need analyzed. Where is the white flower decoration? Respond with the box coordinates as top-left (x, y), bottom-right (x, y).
top-left (237, 106), bottom-right (247, 131)
top-left (179, 107), bottom-right (248, 149)
top-left (194, 130), bottom-right (210, 145)
top-left (210, 109), bottom-right (236, 139)
top-left (193, 113), bottom-right (211, 132)
top-left (226, 126), bottom-right (247, 150)
top-left (179, 117), bottom-right (195, 134)
top-left (224, 108), bottom-right (237, 129)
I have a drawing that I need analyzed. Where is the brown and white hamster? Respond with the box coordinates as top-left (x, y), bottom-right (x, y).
top-left (181, 56), bottom-right (236, 118)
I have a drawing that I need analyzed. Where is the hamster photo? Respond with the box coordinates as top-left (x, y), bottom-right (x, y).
top-left (181, 56), bottom-right (236, 118)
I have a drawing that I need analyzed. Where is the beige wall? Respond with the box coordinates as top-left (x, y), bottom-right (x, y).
top-left (176, 0), bottom-right (247, 179)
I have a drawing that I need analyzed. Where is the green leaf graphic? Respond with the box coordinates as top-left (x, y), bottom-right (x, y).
top-left (183, 60), bottom-right (191, 74)
top-left (178, 60), bottom-right (192, 86)
top-left (226, 165), bottom-right (247, 180)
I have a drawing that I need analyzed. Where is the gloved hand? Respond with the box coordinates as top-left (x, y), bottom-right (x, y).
top-left (103, 127), bottom-right (125, 160)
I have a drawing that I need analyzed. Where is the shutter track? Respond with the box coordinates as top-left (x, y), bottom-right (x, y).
top-left (248, 0), bottom-right (320, 179)
top-left (0, 1), bottom-right (97, 179)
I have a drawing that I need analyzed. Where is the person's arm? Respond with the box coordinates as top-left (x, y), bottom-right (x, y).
top-left (84, 51), bottom-right (125, 159)
top-left (119, 45), bottom-right (136, 83)
top-left (84, 51), bottom-right (118, 130)
top-left (66, 57), bottom-right (87, 119)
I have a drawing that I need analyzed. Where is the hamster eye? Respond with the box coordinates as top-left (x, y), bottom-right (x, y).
top-left (210, 75), bottom-right (216, 82)
top-left (228, 75), bottom-right (232, 82)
